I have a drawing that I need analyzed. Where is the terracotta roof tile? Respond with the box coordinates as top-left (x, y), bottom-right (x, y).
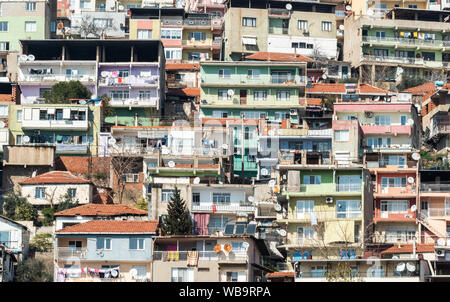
top-left (166, 63), bottom-right (200, 71)
top-left (307, 83), bottom-right (390, 94)
top-left (403, 82), bottom-right (435, 95)
top-left (168, 88), bottom-right (200, 96)
top-left (19, 171), bottom-right (92, 185)
top-left (245, 52), bottom-right (313, 63)
top-left (380, 244), bottom-right (435, 254)
top-left (55, 156), bottom-right (111, 175)
top-left (56, 220), bottom-right (158, 234)
top-left (265, 271), bottom-right (295, 278)
top-left (54, 204), bottom-right (147, 217)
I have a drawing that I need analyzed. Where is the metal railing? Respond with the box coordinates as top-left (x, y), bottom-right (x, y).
top-left (362, 35), bottom-right (450, 48)
top-left (362, 55), bottom-right (443, 67)
top-left (152, 250), bottom-right (247, 261)
top-left (296, 271), bottom-right (418, 278)
top-left (420, 182), bottom-right (450, 192)
top-left (109, 98), bottom-right (158, 107)
top-left (268, 8), bottom-right (290, 16)
top-left (336, 183), bottom-right (363, 192)
top-left (201, 74), bottom-right (306, 85)
top-left (421, 208), bottom-right (450, 217)
top-left (282, 210), bottom-right (362, 221)
top-left (98, 75), bottom-right (158, 86)
top-left (192, 202), bottom-right (255, 212)
top-left (20, 74), bottom-right (96, 82)
top-left (57, 248), bottom-right (87, 259)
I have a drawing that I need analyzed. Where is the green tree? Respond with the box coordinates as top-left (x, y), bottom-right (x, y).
top-left (397, 77), bottom-right (427, 91)
top-left (43, 80), bottom-right (92, 104)
top-left (15, 258), bottom-right (53, 282)
top-left (160, 187), bottom-right (192, 235)
top-left (56, 190), bottom-right (79, 212)
top-left (2, 192), bottom-right (37, 222)
top-left (101, 93), bottom-right (115, 117)
top-left (15, 202), bottom-right (38, 221)
top-left (30, 233), bottom-right (53, 253)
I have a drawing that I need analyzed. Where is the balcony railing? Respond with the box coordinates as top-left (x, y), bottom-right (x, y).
top-left (268, 8), bottom-right (290, 17)
top-left (421, 208), bottom-right (450, 217)
top-left (362, 55), bottom-right (443, 67)
top-left (184, 18), bottom-right (211, 26)
top-left (336, 183), bottom-right (363, 192)
top-left (57, 248), bottom-right (87, 259)
top-left (282, 209), bottom-right (362, 221)
top-left (296, 271), bottom-right (418, 279)
top-left (110, 144), bottom-right (231, 157)
top-left (0, 241), bottom-right (20, 250)
top-left (201, 74), bottom-right (306, 85)
top-left (295, 183), bottom-right (362, 194)
top-left (152, 250), bottom-right (247, 261)
top-left (20, 74), bottom-right (96, 82)
top-left (420, 183), bottom-right (450, 192)
top-left (98, 75), bottom-right (158, 87)
top-left (191, 202), bottom-right (255, 212)
top-left (21, 119), bottom-right (88, 130)
top-left (362, 35), bottom-right (450, 48)
top-left (109, 98), bottom-right (158, 107)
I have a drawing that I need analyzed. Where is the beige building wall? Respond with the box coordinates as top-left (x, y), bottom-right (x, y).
top-left (21, 183), bottom-right (93, 205)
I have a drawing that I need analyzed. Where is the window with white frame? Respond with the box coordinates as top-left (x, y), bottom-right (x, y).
top-left (188, 32), bottom-right (206, 41)
top-left (93, 18), bottom-right (113, 28)
top-left (218, 69), bottom-right (231, 78)
top-left (96, 238), bottom-right (112, 250)
top-left (0, 22), bottom-right (7, 32)
top-left (218, 89), bottom-right (231, 100)
top-left (277, 90), bottom-right (290, 100)
top-left (374, 115), bottom-right (391, 125)
top-left (129, 238), bottom-right (145, 250)
top-left (311, 266), bottom-right (326, 277)
top-left (137, 29), bottom-right (151, 39)
top-left (336, 200), bottom-right (361, 218)
top-left (0, 105), bottom-right (7, 116)
top-left (274, 111), bottom-right (289, 121)
top-left (381, 177), bottom-right (407, 189)
top-left (0, 42), bottom-right (8, 51)
top-left (171, 268), bottom-right (194, 282)
top-left (161, 29), bottom-right (182, 39)
top-left (337, 175), bottom-right (362, 192)
top-left (247, 69), bottom-right (260, 79)
top-left (385, 227), bottom-right (415, 242)
top-left (334, 130), bottom-right (349, 142)
top-left (35, 187), bottom-right (46, 199)
top-left (298, 20), bottom-right (308, 30)
top-left (165, 48), bottom-right (182, 60)
top-left (109, 90), bottom-right (130, 100)
top-left (253, 90), bottom-right (267, 101)
top-left (68, 188), bottom-right (77, 198)
top-left (121, 173), bottom-right (139, 183)
top-left (26, 2), bottom-right (36, 11)
top-left (25, 21), bottom-right (37, 32)
top-left (321, 21), bottom-right (332, 31)
top-left (213, 193), bottom-right (230, 204)
top-left (367, 137), bottom-right (391, 148)
top-left (381, 200), bottom-right (408, 213)
top-left (212, 110), bottom-right (228, 118)
top-left (17, 110), bottom-right (22, 122)
top-left (297, 226), bottom-right (314, 239)
top-left (139, 91), bottom-right (152, 100)
top-left (80, 0), bottom-right (91, 8)
top-left (242, 17), bottom-right (256, 27)
top-left (132, 265), bottom-right (147, 278)
top-left (381, 155), bottom-right (406, 167)
top-left (303, 175), bottom-right (321, 185)
top-left (161, 190), bottom-right (175, 202)
top-left (296, 201), bottom-right (314, 219)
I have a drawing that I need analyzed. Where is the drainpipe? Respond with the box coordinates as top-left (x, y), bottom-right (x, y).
top-left (413, 239), bottom-right (416, 259)
top-left (134, 113), bottom-right (138, 126)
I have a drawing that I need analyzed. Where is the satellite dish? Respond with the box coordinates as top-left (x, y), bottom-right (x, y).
top-left (412, 153), bottom-right (420, 161)
top-left (227, 89), bottom-right (234, 96)
top-left (248, 196), bottom-right (254, 203)
top-left (193, 177), bottom-right (200, 184)
top-left (101, 71), bottom-right (109, 77)
top-left (268, 179), bottom-right (276, 187)
top-left (411, 205), bottom-right (417, 212)
top-left (345, 5), bottom-right (351, 10)
top-left (406, 262), bottom-right (416, 272)
top-left (129, 268), bottom-right (138, 278)
top-left (339, 24), bottom-right (345, 31)
top-left (168, 161), bottom-right (175, 168)
top-left (367, 8), bottom-right (374, 16)
top-left (322, 74), bottom-right (327, 80)
top-left (109, 137), bottom-right (116, 145)
top-left (31, 170), bottom-right (37, 178)
top-left (110, 269), bottom-right (119, 278)
top-left (27, 54), bottom-right (35, 61)
top-left (222, 144), bottom-right (228, 149)
top-left (274, 203), bottom-right (282, 212)
top-left (407, 118), bottom-right (414, 125)
top-left (0, 121), bottom-right (5, 128)
top-left (407, 177), bottom-right (415, 184)
top-left (118, 5), bottom-right (124, 10)
top-left (438, 238), bottom-right (446, 246)
top-left (279, 229), bottom-right (287, 237)
top-left (242, 242), bottom-right (249, 249)
top-left (396, 262), bottom-right (406, 272)
top-left (285, 3), bottom-right (292, 10)
top-left (261, 168), bottom-right (269, 176)
top-left (23, 135), bottom-right (30, 143)
top-left (20, 54), bottom-right (28, 62)
top-left (392, 255), bottom-right (399, 259)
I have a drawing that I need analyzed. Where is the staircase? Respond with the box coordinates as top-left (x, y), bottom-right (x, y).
top-left (417, 213), bottom-right (447, 238)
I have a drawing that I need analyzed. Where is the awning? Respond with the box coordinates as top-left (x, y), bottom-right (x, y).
top-left (251, 263), bottom-right (274, 273)
top-left (242, 36), bottom-right (257, 45)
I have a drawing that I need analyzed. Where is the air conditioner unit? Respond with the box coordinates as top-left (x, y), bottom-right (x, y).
top-left (365, 111), bottom-right (373, 118)
top-left (436, 249), bottom-right (445, 256)
top-left (325, 196), bottom-right (334, 204)
top-left (290, 109), bottom-right (298, 115)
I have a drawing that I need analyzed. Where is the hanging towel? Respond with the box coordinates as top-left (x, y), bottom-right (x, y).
top-left (168, 251), bottom-right (179, 261)
top-left (162, 251), bottom-right (169, 262)
top-left (187, 251), bottom-right (199, 267)
top-left (310, 212), bottom-right (318, 226)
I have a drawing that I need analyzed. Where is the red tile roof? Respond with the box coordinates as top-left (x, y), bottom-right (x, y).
top-left (403, 82), bottom-right (435, 95)
top-left (54, 204), bottom-right (147, 217)
top-left (55, 156), bottom-right (111, 175)
top-left (168, 88), bottom-right (200, 96)
top-left (0, 94), bottom-right (12, 102)
top-left (19, 171), bottom-right (92, 185)
top-left (299, 98), bottom-right (323, 106)
top-left (245, 52), bottom-right (313, 63)
top-left (166, 63), bottom-right (200, 71)
top-left (306, 83), bottom-right (390, 94)
top-left (56, 220), bottom-right (158, 234)
top-left (380, 244), bottom-right (435, 254)
top-left (265, 272), bottom-right (295, 278)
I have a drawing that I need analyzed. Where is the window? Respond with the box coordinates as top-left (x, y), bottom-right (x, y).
top-left (192, 193), bottom-right (200, 204)
top-left (253, 90), bottom-right (267, 101)
top-left (247, 69), bottom-right (260, 79)
top-left (0, 42), bottom-right (8, 51)
top-left (381, 200), bottom-right (408, 213)
top-left (0, 22), bottom-right (7, 32)
top-left (188, 32), bottom-right (206, 41)
top-left (337, 175), bottom-right (362, 192)
top-left (51, 21), bottom-right (56, 32)
top-left (367, 137), bottom-right (391, 148)
top-left (374, 115), bottom-right (391, 125)
top-left (68, 188), bottom-right (77, 198)
top-left (277, 91), bottom-right (290, 100)
top-left (129, 238), bottom-right (144, 250)
top-left (381, 155), bottom-right (406, 167)
top-left (17, 110), bottom-right (22, 122)
top-left (218, 69), bottom-right (231, 78)
top-left (165, 48), bottom-right (182, 60)
top-left (321, 21), bottom-right (332, 32)
top-left (226, 272), bottom-right (239, 282)
top-left (375, 31), bottom-right (385, 38)
top-left (385, 227), bottom-right (415, 243)
top-left (297, 227), bottom-right (314, 243)
top-left (161, 29), bottom-right (182, 39)
top-left (26, 2), bottom-right (36, 10)
top-left (161, 190), bottom-right (175, 202)
top-left (188, 52), bottom-right (206, 61)
top-left (25, 21), bottom-right (37, 32)
top-left (109, 90), bottom-right (130, 100)
top-left (139, 91), bottom-right (152, 100)
top-left (137, 29), bottom-right (151, 39)
top-left (132, 265), bottom-right (147, 278)
top-left (213, 193), bottom-right (230, 204)
top-left (334, 130), bottom-right (349, 142)
top-left (0, 105), bottom-right (7, 116)
top-left (80, 0), bottom-right (90, 8)
top-left (296, 200), bottom-right (314, 213)
top-left (311, 266), bottom-right (326, 277)
top-left (298, 20), bottom-right (308, 30)
top-left (400, 115), bottom-right (407, 125)
top-left (336, 200), bottom-right (361, 218)
top-left (242, 17), bottom-right (256, 27)
top-left (171, 268), bottom-right (194, 282)
top-left (35, 187), bottom-right (46, 199)
top-left (373, 49), bottom-right (388, 57)
top-left (68, 241), bottom-right (82, 249)
top-left (93, 18), bottom-right (113, 28)
top-left (408, 4), bottom-right (418, 8)
top-left (303, 176), bottom-right (321, 185)
top-left (422, 52), bottom-right (435, 61)
top-left (208, 217), bottom-right (226, 233)
top-left (218, 89), bottom-right (231, 100)
top-left (96, 238), bottom-right (111, 250)
top-left (64, 264), bottom-right (81, 278)
top-left (381, 177), bottom-right (407, 188)
top-left (275, 112), bottom-right (289, 121)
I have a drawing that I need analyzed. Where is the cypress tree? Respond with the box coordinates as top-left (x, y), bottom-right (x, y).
top-left (160, 187), bottom-right (193, 235)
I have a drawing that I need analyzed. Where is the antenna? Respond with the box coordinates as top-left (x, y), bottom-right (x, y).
top-left (193, 177), bottom-right (200, 184)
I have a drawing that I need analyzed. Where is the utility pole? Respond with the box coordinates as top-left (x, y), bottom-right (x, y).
top-left (241, 113), bottom-right (245, 180)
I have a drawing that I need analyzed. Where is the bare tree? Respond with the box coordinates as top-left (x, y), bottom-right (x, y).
top-left (77, 15), bottom-right (118, 39)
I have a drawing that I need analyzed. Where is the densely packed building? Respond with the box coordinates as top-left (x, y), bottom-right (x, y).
top-left (0, 0), bottom-right (449, 283)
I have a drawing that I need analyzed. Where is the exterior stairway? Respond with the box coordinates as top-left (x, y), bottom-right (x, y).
top-left (417, 213), bottom-right (447, 238)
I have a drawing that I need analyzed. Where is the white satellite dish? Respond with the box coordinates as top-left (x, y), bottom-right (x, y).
top-left (242, 242), bottom-right (249, 249)
top-left (0, 121), bottom-right (5, 128)
top-left (274, 203), bottom-right (282, 212)
top-left (23, 135), bottom-right (30, 143)
top-left (227, 89), bottom-right (234, 96)
top-left (19, 55), bottom-right (28, 62)
top-left (322, 74), bottom-right (327, 80)
top-left (367, 8), bottom-right (374, 16)
top-left (118, 5), bottom-right (124, 10)
top-left (27, 54), bottom-right (35, 61)
top-left (109, 137), bottom-right (116, 145)
top-left (248, 196), bottom-right (254, 203)
top-left (129, 268), bottom-right (138, 278)
top-left (438, 238), bottom-right (446, 246)
top-left (261, 168), bottom-right (269, 176)
top-left (392, 255), bottom-right (399, 259)
top-left (407, 118), bottom-right (414, 125)
top-left (411, 205), bottom-right (417, 212)
top-left (110, 269), bottom-right (119, 278)
top-left (279, 229), bottom-right (287, 237)
top-left (101, 71), bottom-right (109, 77)
top-left (268, 179), bottom-right (276, 187)
top-left (339, 24), bottom-right (345, 31)
top-left (31, 170), bottom-right (37, 178)
top-left (193, 177), bottom-right (200, 184)
top-left (345, 5), bottom-right (351, 10)
top-left (222, 144), bottom-right (228, 149)
top-left (396, 262), bottom-right (406, 272)
top-left (168, 161), bottom-right (175, 168)
top-left (406, 262), bottom-right (416, 272)
top-left (412, 153), bottom-right (420, 161)
top-left (407, 177), bottom-right (415, 184)
top-left (285, 3), bottom-right (292, 10)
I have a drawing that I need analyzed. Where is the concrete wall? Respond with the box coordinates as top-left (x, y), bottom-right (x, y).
top-left (20, 183), bottom-right (93, 206)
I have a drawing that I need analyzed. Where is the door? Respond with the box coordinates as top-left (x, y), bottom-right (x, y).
top-left (421, 201), bottom-right (429, 217)
top-left (240, 90), bottom-right (247, 105)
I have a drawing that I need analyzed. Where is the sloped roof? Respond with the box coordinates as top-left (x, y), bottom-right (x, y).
top-left (55, 156), bottom-right (110, 175)
top-left (54, 204), bottom-right (147, 217)
top-left (56, 220), bottom-right (158, 234)
top-left (403, 82), bottom-right (435, 95)
top-left (19, 171), bottom-right (92, 185)
top-left (166, 63), bottom-right (200, 71)
top-left (245, 52), bottom-right (313, 63)
top-left (306, 83), bottom-right (390, 95)
top-left (169, 88), bottom-right (200, 96)
top-left (380, 244), bottom-right (435, 254)
top-left (265, 272), bottom-right (295, 278)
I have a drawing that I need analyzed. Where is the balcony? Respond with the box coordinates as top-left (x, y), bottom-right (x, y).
top-left (57, 247), bottom-right (88, 260)
top-left (21, 119), bottom-right (88, 130)
top-left (285, 183), bottom-right (362, 196)
top-left (374, 185), bottom-right (416, 196)
top-left (19, 74), bottom-right (96, 83)
top-left (360, 125), bottom-right (411, 136)
top-left (431, 124), bottom-right (450, 136)
top-left (152, 250), bottom-right (247, 262)
top-left (191, 202), bottom-right (255, 213)
top-left (200, 74), bottom-right (306, 86)
top-left (362, 55), bottom-right (443, 68)
top-left (109, 98), bottom-right (158, 107)
top-left (55, 144), bottom-right (88, 153)
top-left (421, 182), bottom-right (450, 193)
top-left (98, 75), bottom-right (158, 87)
top-left (362, 35), bottom-right (449, 49)
top-left (268, 8), bottom-right (291, 18)
top-left (307, 129), bottom-right (332, 137)
top-left (421, 208), bottom-right (450, 218)
top-left (111, 144), bottom-right (230, 157)
top-left (282, 210), bottom-right (362, 222)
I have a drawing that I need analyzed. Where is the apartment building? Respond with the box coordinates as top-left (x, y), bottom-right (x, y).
top-left (0, 215), bottom-right (30, 260)
top-left (345, 9), bottom-right (450, 85)
top-left (223, 0), bottom-right (337, 60)
top-left (350, 0), bottom-right (428, 18)
top-left (54, 220), bottom-right (158, 282)
top-left (187, 0), bottom-right (226, 15)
